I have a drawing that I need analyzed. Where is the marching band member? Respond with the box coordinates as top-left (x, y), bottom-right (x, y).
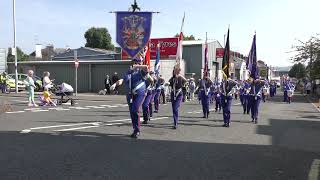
top-left (153, 74), bottom-right (162, 113)
top-left (249, 78), bottom-right (265, 124)
top-left (287, 81), bottom-right (295, 104)
top-left (262, 81), bottom-right (269, 102)
top-left (169, 66), bottom-right (187, 129)
top-left (199, 73), bottom-right (213, 118)
top-left (142, 71), bottom-right (155, 124)
top-left (241, 80), bottom-right (251, 114)
top-left (214, 81), bottom-right (222, 112)
top-left (221, 79), bottom-right (237, 127)
top-left (110, 57), bottom-right (150, 138)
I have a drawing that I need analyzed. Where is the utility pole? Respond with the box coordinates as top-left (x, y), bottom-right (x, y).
top-left (13, 0), bottom-right (18, 93)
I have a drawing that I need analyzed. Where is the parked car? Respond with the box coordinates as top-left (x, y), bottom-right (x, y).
top-left (5, 75), bottom-right (26, 92)
top-left (8, 74), bottom-right (43, 91)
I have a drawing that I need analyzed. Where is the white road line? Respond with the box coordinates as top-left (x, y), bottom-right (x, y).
top-left (11, 100), bottom-right (28, 103)
top-left (234, 103), bottom-right (242, 106)
top-left (55, 122), bottom-right (125, 132)
top-left (30, 110), bottom-right (49, 112)
top-left (55, 117), bottom-right (169, 132)
top-left (74, 107), bottom-right (90, 110)
top-left (85, 106), bottom-right (99, 108)
top-left (5, 111), bottom-right (25, 114)
top-left (311, 103), bottom-right (320, 113)
top-left (308, 159), bottom-right (320, 180)
top-left (20, 122), bottom-right (101, 133)
top-left (24, 108), bottom-right (41, 111)
top-left (92, 107), bottom-right (106, 109)
top-left (48, 108), bottom-right (71, 111)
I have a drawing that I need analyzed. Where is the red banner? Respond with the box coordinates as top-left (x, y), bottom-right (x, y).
top-left (216, 48), bottom-right (224, 58)
top-left (122, 38), bottom-right (178, 60)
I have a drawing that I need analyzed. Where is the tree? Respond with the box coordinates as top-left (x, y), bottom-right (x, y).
top-left (174, 34), bottom-right (196, 41)
top-left (7, 47), bottom-right (29, 62)
top-left (290, 35), bottom-right (320, 79)
top-left (84, 27), bottom-right (114, 50)
top-left (288, 63), bottom-right (306, 79)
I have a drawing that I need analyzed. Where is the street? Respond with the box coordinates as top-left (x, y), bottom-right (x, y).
top-left (0, 93), bottom-right (319, 180)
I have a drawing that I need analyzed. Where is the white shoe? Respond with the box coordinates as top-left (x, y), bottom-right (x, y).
top-left (33, 104), bottom-right (39, 107)
top-left (28, 103), bottom-right (33, 107)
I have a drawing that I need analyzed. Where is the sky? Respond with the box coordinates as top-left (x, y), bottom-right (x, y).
top-left (0, 0), bottom-right (320, 66)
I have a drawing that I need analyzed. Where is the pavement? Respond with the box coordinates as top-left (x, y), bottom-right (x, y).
top-left (0, 92), bottom-right (320, 180)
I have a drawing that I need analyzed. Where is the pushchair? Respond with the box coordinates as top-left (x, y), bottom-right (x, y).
top-left (51, 83), bottom-right (76, 106)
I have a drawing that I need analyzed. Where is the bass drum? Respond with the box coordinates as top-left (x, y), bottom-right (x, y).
top-left (288, 90), bottom-right (294, 97)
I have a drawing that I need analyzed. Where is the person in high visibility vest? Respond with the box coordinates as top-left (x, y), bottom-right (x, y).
top-left (0, 72), bottom-right (7, 93)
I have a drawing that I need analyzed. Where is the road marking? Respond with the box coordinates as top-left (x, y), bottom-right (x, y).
top-left (85, 106), bottom-right (99, 108)
top-left (93, 107), bottom-right (106, 109)
top-left (55, 117), bottom-right (169, 132)
top-left (308, 159), bottom-right (320, 180)
top-left (30, 109), bottom-right (49, 112)
top-left (74, 107), bottom-right (90, 110)
top-left (234, 103), bottom-right (242, 106)
top-left (48, 108), bottom-right (71, 111)
top-left (11, 100), bottom-right (28, 103)
top-left (5, 111), bottom-right (25, 114)
top-left (19, 122), bottom-right (101, 133)
top-left (311, 103), bottom-right (320, 113)
top-left (24, 108), bottom-right (41, 111)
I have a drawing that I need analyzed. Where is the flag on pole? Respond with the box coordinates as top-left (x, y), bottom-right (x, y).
top-left (203, 33), bottom-right (209, 77)
top-left (154, 43), bottom-right (161, 76)
top-left (142, 42), bottom-right (151, 70)
top-left (222, 28), bottom-right (230, 80)
top-left (175, 13), bottom-right (185, 67)
top-left (247, 34), bottom-right (258, 80)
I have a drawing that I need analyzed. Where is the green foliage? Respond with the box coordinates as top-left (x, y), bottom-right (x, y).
top-left (174, 33), bottom-right (196, 41)
top-left (288, 63), bottom-right (306, 79)
top-left (291, 35), bottom-right (320, 80)
top-left (84, 27), bottom-right (114, 50)
top-left (7, 47), bottom-right (29, 62)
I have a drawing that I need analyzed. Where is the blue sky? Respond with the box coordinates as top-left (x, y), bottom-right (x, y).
top-left (0, 0), bottom-right (320, 66)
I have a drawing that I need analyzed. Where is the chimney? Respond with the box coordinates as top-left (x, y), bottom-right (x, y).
top-left (35, 44), bottom-right (42, 58)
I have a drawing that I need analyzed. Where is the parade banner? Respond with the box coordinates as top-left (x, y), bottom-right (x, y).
top-left (116, 12), bottom-right (152, 59)
top-left (122, 38), bottom-right (178, 60)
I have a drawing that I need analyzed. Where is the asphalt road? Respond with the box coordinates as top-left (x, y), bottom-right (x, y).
top-left (0, 93), bottom-right (319, 180)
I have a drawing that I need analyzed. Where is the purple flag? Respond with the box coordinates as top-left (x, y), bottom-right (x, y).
top-left (247, 34), bottom-right (258, 79)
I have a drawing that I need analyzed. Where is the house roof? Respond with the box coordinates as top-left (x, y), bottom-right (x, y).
top-left (53, 47), bottom-right (119, 60)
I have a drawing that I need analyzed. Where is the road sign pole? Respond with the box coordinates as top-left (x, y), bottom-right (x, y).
top-left (74, 50), bottom-right (78, 97)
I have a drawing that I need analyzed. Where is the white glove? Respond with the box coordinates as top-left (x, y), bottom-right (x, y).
top-left (110, 83), bottom-right (116, 91)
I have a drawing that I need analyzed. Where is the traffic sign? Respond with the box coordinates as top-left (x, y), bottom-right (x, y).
top-left (75, 59), bottom-right (79, 68)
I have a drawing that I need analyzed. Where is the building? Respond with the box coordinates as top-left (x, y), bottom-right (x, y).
top-left (182, 40), bottom-right (223, 81)
top-left (269, 66), bottom-right (291, 80)
top-left (0, 48), bottom-right (7, 72)
top-left (53, 47), bottom-right (121, 61)
top-left (29, 45), bottom-right (68, 61)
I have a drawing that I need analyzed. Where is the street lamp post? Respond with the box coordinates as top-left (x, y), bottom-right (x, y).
top-left (13, 0), bottom-right (18, 93)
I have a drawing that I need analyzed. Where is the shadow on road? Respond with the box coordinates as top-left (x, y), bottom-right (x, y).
top-left (0, 130), bottom-right (318, 180)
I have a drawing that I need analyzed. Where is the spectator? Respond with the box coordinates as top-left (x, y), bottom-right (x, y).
top-left (24, 70), bottom-right (38, 107)
top-left (104, 74), bottom-right (111, 95)
top-left (305, 81), bottom-right (312, 95)
top-left (159, 75), bottom-right (166, 104)
top-left (42, 71), bottom-right (54, 90)
top-left (0, 72), bottom-right (7, 93)
top-left (112, 72), bottom-right (119, 95)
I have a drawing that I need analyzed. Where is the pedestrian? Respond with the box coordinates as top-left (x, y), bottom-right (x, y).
top-left (305, 81), bottom-right (311, 95)
top-left (188, 78), bottom-right (196, 101)
top-left (199, 74), bottom-right (213, 118)
top-left (42, 71), bottom-right (53, 90)
top-left (24, 70), bottom-right (38, 107)
top-left (112, 72), bottom-right (120, 95)
top-left (104, 74), bottom-right (111, 95)
top-left (221, 79), bottom-right (237, 127)
top-left (241, 80), bottom-right (251, 114)
top-left (169, 66), bottom-right (187, 129)
top-left (110, 58), bottom-right (149, 138)
top-left (0, 72), bottom-right (8, 93)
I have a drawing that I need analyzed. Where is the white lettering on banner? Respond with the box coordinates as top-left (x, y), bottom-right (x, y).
top-left (150, 41), bottom-right (177, 48)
